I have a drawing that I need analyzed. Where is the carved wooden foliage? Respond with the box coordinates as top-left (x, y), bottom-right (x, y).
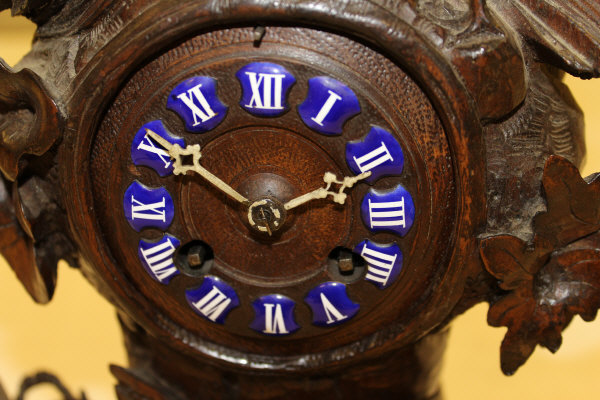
top-left (534, 157), bottom-right (600, 242)
top-left (489, 0), bottom-right (600, 77)
top-left (481, 155), bottom-right (600, 374)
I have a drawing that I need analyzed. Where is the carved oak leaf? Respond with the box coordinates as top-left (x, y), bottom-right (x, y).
top-left (480, 235), bottom-right (546, 290)
top-left (0, 59), bottom-right (60, 181)
top-left (534, 155), bottom-right (600, 247)
top-left (481, 235), bottom-right (545, 374)
top-left (488, 0), bottom-right (600, 77)
top-left (484, 243), bottom-right (600, 375)
top-left (482, 156), bottom-right (600, 374)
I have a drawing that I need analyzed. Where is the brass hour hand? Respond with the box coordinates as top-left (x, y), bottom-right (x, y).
top-left (283, 171), bottom-right (371, 211)
top-left (145, 129), bottom-right (249, 205)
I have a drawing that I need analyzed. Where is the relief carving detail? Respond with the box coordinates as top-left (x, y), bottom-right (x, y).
top-left (481, 156), bottom-right (600, 374)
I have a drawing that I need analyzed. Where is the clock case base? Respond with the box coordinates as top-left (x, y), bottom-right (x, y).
top-left (113, 314), bottom-right (447, 400)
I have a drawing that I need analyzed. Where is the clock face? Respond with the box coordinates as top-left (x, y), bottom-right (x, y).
top-left (90, 27), bottom-right (456, 356)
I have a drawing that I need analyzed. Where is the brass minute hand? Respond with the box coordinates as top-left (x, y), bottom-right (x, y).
top-left (284, 171), bottom-right (371, 211)
top-left (145, 129), bottom-right (249, 205)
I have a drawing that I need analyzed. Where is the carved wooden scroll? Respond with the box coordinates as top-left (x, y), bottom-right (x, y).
top-left (0, 60), bottom-right (59, 181)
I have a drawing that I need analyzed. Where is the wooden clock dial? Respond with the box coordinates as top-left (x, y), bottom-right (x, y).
top-left (90, 26), bottom-right (455, 360)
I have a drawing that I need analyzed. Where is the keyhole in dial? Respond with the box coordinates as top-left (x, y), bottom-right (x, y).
top-left (176, 240), bottom-right (214, 277)
top-left (327, 247), bottom-right (366, 283)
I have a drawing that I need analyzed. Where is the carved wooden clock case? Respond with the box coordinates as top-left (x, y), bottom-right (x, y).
top-left (1, 1), bottom-right (600, 399)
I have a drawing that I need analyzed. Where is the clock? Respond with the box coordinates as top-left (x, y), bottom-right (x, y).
top-left (87, 25), bottom-right (466, 363)
top-left (6, 0), bottom-right (600, 397)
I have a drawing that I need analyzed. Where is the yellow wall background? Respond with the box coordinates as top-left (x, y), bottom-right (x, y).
top-left (0, 10), bottom-right (599, 399)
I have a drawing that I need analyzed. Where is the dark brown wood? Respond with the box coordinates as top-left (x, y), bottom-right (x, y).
top-left (1, 0), bottom-right (600, 398)
top-left (0, 178), bottom-right (53, 303)
top-left (0, 59), bottom-right (59, 181)
top-left (114, 313), bottom-right (447, 400)
top-left (481, 155), bottom-right (600, 375)
top-left (489, 0), bottom-right (600, 78)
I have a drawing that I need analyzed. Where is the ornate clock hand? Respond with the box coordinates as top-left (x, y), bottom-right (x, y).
top-left (284, 171), bottom-right (371, 211)
top-left (145, 129), bottom-right (250, 205)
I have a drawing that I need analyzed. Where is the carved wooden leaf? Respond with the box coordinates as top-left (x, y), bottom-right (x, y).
top-left (485, 244), bottom-right (600, 375)
top-left (480, 235), bottom-right (544, 289)
top-left (534, 155), bottom-right (600, 247)
top-left (481, 155), bottom-right (600, 374)
top-left (489, 0), bottom-right (600, 77)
